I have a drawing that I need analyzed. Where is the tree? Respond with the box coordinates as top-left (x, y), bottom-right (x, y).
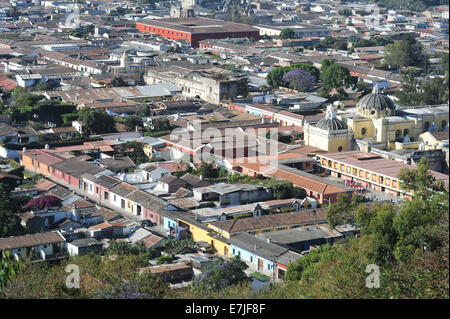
top-left (78, 108), bottom-right (116, 135)
top-left (440, 53), bottom-right (449, 75)
top-left (326, 193), bottom-right (361, 228)
top-left (338, 8), bottom-right (352, 16)
top-left (285, 244), bottom-right (337, 281)
top-left (218, 167), bottom-right (228, 178)
top-left (395, 69), bottom-right (422, 106)
top-left (396, 68), bottom-right (448, 106)
top-left (419, 77), bottom-right (449, 106)
top-left (281, 69), bottom-right (316, 92)
top-left (25, 195), bottom-right (61, 211)
top-left (270, 181), bottom-right (306, 200)
top-left (236, 77), bottom-right (249, 97)
top-left (191, 256), bottom-right (249, 293)
top-left (118, 141), bottom-right (148, 164)
top-left (167, 45), bottom-right (182, 53)
top-left (0, 251), bottom-right (19, 291)
top-left (7, 6), bottom-right (21, 18)
top-left (314, 36), bottom-right (348, 51)
top-left (110, 77), bottom-right (127, 87)
top-left (384, 35), bottom-right (426, 69)
top-left (319, 60), bottom-right (357, 92)
top-left (124, 115), bottom-right (143, 131)
top-left (266, 64), bottom-right (320, 88)
top-left (0, 184), bottom-right (25, 238)
top-left (352, 35), bottom-right (393, 48)
top-left (198, 163), bottom-right (218, 179)
top-left (397, 157), bottom-right (446, 200)
top-left (279, 28), bottom-right (294, 39)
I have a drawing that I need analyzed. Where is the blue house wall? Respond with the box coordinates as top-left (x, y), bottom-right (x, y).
top-left (163, 216), bottom-right (177, 231)
top-left (230, 243), bottom-right (276, 274)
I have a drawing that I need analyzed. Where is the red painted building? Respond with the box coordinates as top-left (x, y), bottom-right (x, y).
top-left (135, 17), bottom-right (260, 47)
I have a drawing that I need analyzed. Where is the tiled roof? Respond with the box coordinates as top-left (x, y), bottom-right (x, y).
top-left (180, 173), bottom-right (211, 187)
top-left (431, 131), bottom-right (449, 141)
top-left (52, 157), bottom-right (105, 178)
top-left (230, 232), bottom-right (288, 260)
top-left (33, 178), bottom-right (57, 192)
top-left (0, 122), bottom-right (19, 136)
top-left (209, 208), bottom-right (328, 234)
top-left (319, 151), bottom-right (449, 185)
top-left (0, 231), bottom-right (65, 250)
top-left (98, 156), bottom-right (136, 170)
top-left (110, 182), bottom-right (139, 198)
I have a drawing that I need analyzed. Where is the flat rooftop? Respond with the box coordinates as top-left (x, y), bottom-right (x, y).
top-left (137, 17), bottom-right (259, 34)
top-left (318, 151), bottom-right (449, 185)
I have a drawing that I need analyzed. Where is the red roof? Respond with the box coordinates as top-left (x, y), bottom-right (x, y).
top-left (0, 76), bottom-right (17, 91)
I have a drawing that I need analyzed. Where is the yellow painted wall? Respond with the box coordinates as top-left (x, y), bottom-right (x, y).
top-left (327, 135), bottom-right (351, 152)
top-left (349, 118), bottom-right (374, 139)
top-left (126, 200), bottom-right (134, 214)
top-left (183, 220), bottom-right (230, 257)
top-left (206, 224), bottom-right (230, 239)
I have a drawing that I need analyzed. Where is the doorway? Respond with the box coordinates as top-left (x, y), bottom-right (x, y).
top-left (258, 258), bottom-right (263, 271)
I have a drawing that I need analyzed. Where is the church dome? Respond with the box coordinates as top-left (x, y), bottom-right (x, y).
top-left (356, 86), bottom-right (396, 118)
top-left (316, 105), bottom-right (348, 131)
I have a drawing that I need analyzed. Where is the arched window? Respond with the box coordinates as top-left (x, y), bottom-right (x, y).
top-left (361, 127), bottom-right (367, 135)
top-left (424, 121), bottom-right (430, 131)
top-left (338, 146), bottom-right (343, 152)
top-left (395, 129), bottom-right (401, 137)
top-left (442, 120), bottom-right (447, 129)
top-left (403, 129), bottom-right (409, 136)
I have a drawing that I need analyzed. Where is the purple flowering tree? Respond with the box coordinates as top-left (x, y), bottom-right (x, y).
top-left (26, 195), bottom-right (62, 211)
top-left (282, 68), bottom-right (316, 92)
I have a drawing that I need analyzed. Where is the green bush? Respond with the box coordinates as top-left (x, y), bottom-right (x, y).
top-left (155, 255), bottom-right (175, 265)
top-left (250, 272), bottom-right (270, 281)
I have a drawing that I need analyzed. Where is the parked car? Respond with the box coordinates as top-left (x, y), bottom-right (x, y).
top-left (141, 219), bottom-right (153, 227)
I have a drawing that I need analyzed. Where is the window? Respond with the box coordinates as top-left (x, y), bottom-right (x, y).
top-left (442, 120), bottom-right (447, 129)
top-left (403, 129), bottom-right (409, 136)
top-left (104, 192), bottom-right (109, 200)
top-left (232, 249), bottom-right (235, 255)
top-left (96, 187), bottom-right (99, 194)
top-left (361, 127), bottom-right (367, 135)
top-left (250, 256), bottom-right (253, 263)
top-left (424, 121), bottom-right (430, 131)
top-left (338, 146), bottom-right (343, 152)
top-left (89, 184), bottom-right (92, 192)
top-left (113, 195), bottom-right (116, 201)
